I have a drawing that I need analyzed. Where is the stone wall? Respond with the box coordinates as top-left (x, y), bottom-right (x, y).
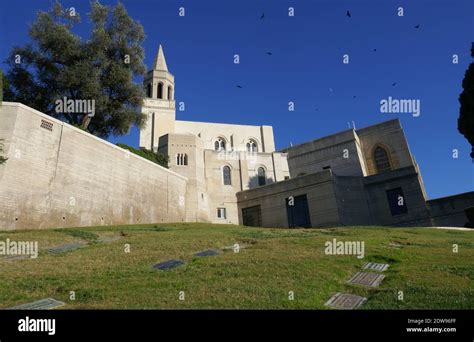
top-left (237, 170), bottom-right (341, 228)
top-left (356, 119), bottom-right (416, 176)
top-left (362, 166), bottom-right (432, 226)
top-left (427, 192), bottom-right (474, 227)
top-left (0, 102), bottom-right (188, 230)
top-left (175, 120), bottom-right (276, 153)
top-left (282, 129), bottom-right (367, 177)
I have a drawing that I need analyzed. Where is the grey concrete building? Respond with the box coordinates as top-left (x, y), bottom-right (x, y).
top-left (237, 120), bottom-right (474, 228)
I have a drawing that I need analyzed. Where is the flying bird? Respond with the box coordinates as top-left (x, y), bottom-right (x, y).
top-left (236, 85), bottom-right (243, 89)
top-left (414, 24), bottom-right (420, 29)
top-left (266, 52), bottom-right (272, 55)
top-left (373, 48), bottom-right (377, 52)
top-left (353, 95), bottom-right (357, 99)
top-left (346, 10), bottom-right (351, 18)
top-left (392, 82), bottom-right (397, 86)
top-left (260, 13), bottom-right (265, 19)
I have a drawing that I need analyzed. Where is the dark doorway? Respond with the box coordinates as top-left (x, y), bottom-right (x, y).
top-left (286, 194), bottom-right (311, 228)
top-left (242, 205), bottom-right (262, 227)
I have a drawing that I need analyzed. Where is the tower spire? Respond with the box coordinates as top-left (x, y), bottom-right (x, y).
top-left (153, 44), bottom-right (168, 71)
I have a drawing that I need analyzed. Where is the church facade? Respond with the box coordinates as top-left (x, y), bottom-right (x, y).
top-left (140, 46), bottom-right (474, 228)
top-left (139, 45), bottom-right (290, 224)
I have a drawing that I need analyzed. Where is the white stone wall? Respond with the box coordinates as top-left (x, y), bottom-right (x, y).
top-left (0, 103), bottom-right (188, 230)
top-left (284, 130), bottom-right (366, 177)
top-left (175, 120), bottom-right (276, 153)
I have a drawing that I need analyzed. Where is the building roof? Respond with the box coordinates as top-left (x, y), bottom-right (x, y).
top-left (153, 44), bottom-right (168, 71)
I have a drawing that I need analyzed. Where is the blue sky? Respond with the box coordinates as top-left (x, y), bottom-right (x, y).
top-left (1, 0), bottom-right (473, 199)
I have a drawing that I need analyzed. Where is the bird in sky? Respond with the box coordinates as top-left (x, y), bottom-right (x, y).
top-left (236, 85), bottom-right (243, 89)
top-left (266, 52), bottom-right (272, 55)
top-left (260, 13), bottom-right (264, 19)
top-left (414, 24), bottom-right (420, 29)
top-left (392, 82), bottom-right (397, 86)
top-left (346, 10), bottom-right (351, 18)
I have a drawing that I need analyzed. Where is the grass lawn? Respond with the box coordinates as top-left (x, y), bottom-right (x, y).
top-left (0, 223), bottom-right (472, 309)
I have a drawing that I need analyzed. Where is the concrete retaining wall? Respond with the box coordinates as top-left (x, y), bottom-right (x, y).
top-left (0, 102), bottom-right (188, 230)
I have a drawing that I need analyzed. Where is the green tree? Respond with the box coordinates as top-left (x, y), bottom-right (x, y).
top-left (458, 43), bottom-right (474, 158)
top-left (0, 141), bottom-right (7, 165)
top-left (116, 144), bottom-right (169, 168)
top-left (3, 1), bottom-right (146, 138)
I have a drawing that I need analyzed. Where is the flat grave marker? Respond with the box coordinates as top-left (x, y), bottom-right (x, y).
top-left (194, 249), bottom-right (219, 257)
top-left (47, 242), bottom-right (83, 254)
top-left (8, 298), bottom-right (65, 310)
top-left (363, 262), bottom-right (390, 272)
top-left (348, 271), bottom-right (385, 287)
top-left (153, 259), bottom-right (185, 270)
top-left (324, 293), bottom-right (367, 310)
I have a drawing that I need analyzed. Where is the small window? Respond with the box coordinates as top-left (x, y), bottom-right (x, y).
top-left (246, 140), bottom-right (258, 153)
top-left (157, 83), bottom-right (163, 99)
top-left (215, 138), bottom-right (226, 151)
top-left (386, 187), bottom-right (408, 216)
top-left (374, 146), bottom-right (391, 173)
top-left (176, 153), bottom-right (188, 166)
top-left (223, 165), bottom-right (231, 185)
top-left (217, 208), bottom-right (226, 219)
top-left (168, 86), bottom-right (173, 100)
top-left (284, 176), bottom-right (290, 180)
top-left (322, 166), bottom-right (331, 170)
top-left (257, 167), bottom-right (266, 186)
top-left (147, 83), bottom-right (152, 98)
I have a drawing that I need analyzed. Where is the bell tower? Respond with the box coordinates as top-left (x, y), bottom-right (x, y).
top-left (139, 45), bottom-right (176, 152)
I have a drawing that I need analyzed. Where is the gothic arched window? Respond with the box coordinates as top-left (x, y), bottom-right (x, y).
top-left (223, 166), bottom-right (231, 185)
top-left (374, 146), bottom-right (391, 173)
top-left (157, 83), bottom-right (163, 99)
top-left (257, 167), bottom-right (266, 186)
top-left (246, 140), bottom-right (258, 153)
top-left (168, 86), bottom-right (173, 100)
top-left (214, 138), bottom-right (226, 151)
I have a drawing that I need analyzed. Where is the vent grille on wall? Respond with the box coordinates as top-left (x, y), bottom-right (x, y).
top-left (40, 119), bottom-right (54, 131)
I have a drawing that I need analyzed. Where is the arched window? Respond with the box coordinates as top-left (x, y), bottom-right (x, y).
top-left (223, 166), bottom-right (231, 185)
top-left (176, 153), bottom-right (188, 166)
top-left (257, 167), bottom-right (266, 186)
top-left (374, 146), bottom-right (391, 173)
top-left (157, 83), bottom-right (163, 99)
top-left (246, 140), bottom-right (258, 153)
top-left (168, 86), bottom-right (173, 100)
top-left (214, 138), bottom-right (226, 151)
top-left (147, 83), bottom-right (152, 98)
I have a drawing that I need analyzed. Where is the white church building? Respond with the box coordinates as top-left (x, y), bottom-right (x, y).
top-left (139, 45), bottom-right (290, 224)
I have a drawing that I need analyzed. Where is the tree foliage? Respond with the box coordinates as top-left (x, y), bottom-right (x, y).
top-left (116, 143), bottom-right (169, 168)
top-left (0, 141), bottom-right (7, 165)
top-left (3, 1), bottom-right (147, 138)
top-left (458, 43), bottom-right (474, 158)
